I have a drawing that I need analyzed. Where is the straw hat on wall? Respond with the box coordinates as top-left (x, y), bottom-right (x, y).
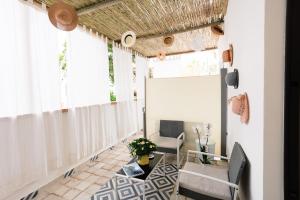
top-left (48, 0), bottom-right (78, 31)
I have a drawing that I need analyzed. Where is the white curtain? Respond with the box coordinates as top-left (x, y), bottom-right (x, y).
top-left (0, 1), bottom-right (62, 199)
top-left (0, 1), bottom-right (61, 117)
top-left (113, 46), bottom-right (133, 101)
top-left (0, 2), bottom-right (139, 199)
top-left (113, 46), bottom-right (138, 137)
top-left (67, 29), bottom-right (110, 107)
top-left (136, 56), bottom-right (148, 99)
top-left (100, 104), bottom-right (118, 147)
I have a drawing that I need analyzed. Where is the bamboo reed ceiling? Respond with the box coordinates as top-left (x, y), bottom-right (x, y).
top-left (35, 0), bottom-right (228, 57)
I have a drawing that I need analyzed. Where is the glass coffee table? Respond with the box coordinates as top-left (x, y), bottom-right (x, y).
top-left (114, 152), bottom-right (165, 200)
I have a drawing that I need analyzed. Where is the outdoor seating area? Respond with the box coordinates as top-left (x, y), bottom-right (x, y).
top-left (0, 0), bottom-right (287, 200)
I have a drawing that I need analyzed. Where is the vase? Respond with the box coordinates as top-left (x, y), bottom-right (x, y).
top-left (137, 155), bottom-right (149, 166)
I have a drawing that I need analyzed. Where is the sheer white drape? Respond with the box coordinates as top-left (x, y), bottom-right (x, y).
top-left (67, 29), bottom-right (110, 107)
top-left (0, 2), bottom-right (139, 199)
top-left (0, 1), bottom-right (62, 198)
top-left (113, 46), bottom-right (133, 101)
top-left (113, 46), bottom-right (138, 137)
top-left (136, 56), bottom-right (148, 99)
top-left (0, 1), bottom-right (61, 117)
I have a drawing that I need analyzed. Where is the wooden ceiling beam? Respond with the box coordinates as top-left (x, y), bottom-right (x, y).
top-left (77, 0), bottom-right (123, 16)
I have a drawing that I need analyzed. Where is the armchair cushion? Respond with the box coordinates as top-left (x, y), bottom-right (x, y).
top-left (152, 135), bottom-right (183, 150)
top-left (179, 162), bottom-right (231, 200)
top-left (159, 120), bottom-right (184, 138)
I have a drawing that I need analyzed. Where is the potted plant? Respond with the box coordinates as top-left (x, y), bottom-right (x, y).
top-left (128, 138), bottom-right (157, 166)
top-left (194, 124), bottom-right (211, 164)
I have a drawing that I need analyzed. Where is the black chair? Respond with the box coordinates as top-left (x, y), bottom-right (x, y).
top-left (177, 142), bottom-right (247, 200)
top-left (151, 120), bottom-right (185, 168)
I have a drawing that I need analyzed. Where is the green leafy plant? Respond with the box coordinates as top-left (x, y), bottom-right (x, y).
top-left (110, 91), bottom-right (116, 102)
top-left (59, 40), bottom-right (67, 71)
top-left (128, 138), bottom-right (157, 157)
top-left (195, 128), bottom-right (211, 164)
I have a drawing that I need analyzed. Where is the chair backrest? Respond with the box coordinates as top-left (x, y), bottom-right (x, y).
top-left (228, 142), bottom-right (247, 197)
top-left (159, 120), bottom-right (184, 138)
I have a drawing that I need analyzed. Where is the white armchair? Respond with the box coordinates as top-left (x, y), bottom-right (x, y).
top-left (176, 142), bottom-right (247, 200)
top-left (151, 120), bottom-right (185, 168)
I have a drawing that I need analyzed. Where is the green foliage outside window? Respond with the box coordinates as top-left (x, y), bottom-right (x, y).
top-left (108, 43), bottom-right (114, 84)
top-left (108, 43), bottom-right (116, 102)
top-left (59, 41), bottom-right (67, 71)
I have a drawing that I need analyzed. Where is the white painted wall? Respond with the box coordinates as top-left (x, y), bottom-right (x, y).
top-left (146, 76), bottom-right (221, 154)
top-left (218, 0), bottom-right (285, 199)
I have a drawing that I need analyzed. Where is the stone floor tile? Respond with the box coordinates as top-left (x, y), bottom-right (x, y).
top-left (75, 172), bottom-right (91, 180)
top-left (85, 184), bottom-right (101, 195)
top-left (53, 185), bottom-right (70, 196)
top-left (65, 178), bottom-right (81, 188)
top-left (104, 154), bottom-right (117, 160)
top-left (63, 189), bottom-right (81, 200)
top-left (85, 167), bottom-right (97, 174)
top-left (111, 165), bottom-right (122, 172)
top-left (43, 182), bottom-right (63, 194)
top-left (106, 159), bottom-right (120, 165)
top-left (95, 176), bottom-right (110, 185)
top-left (85, 174), bottom-right (99, 184)
top-left (93, 168), bottom-right (111, 177)
top-left (93, 162), bottom-right (105, 169)
top-left (35, 190), bottom-right (50, 200)
top-left (74, 181), bottom-right (91, 191)
top-left (101, 163), bottom-right (116, 170)
top-left (73, 192), bottom-right (92, 200)
top-left (43, 194), bottom-right (67, 200)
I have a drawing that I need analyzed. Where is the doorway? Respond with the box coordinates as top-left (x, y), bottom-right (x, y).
top-left (284, 0), bottom-right (300, 199)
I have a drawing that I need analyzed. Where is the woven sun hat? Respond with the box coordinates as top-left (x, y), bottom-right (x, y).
top-left (48, 0), bottom-right (78, 31)
top-left (228, 93), bottom-right (249, 124)
top-left (121, 31), bottom-right (136, 47)
top-left (163, 35), bottom-right (174, 47)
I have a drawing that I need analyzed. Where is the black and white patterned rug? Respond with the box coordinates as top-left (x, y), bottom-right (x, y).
top-left (91, 163), bottom-right (178, 200)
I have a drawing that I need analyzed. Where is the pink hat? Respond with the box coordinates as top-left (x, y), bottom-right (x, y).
top-left (228, 93), bottom-right (249, 124)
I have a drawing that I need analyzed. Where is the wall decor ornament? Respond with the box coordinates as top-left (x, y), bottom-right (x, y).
top-left (222, 44), bottom-right (233, 66)
top-left (228, 93), bottom-right (249, 124)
